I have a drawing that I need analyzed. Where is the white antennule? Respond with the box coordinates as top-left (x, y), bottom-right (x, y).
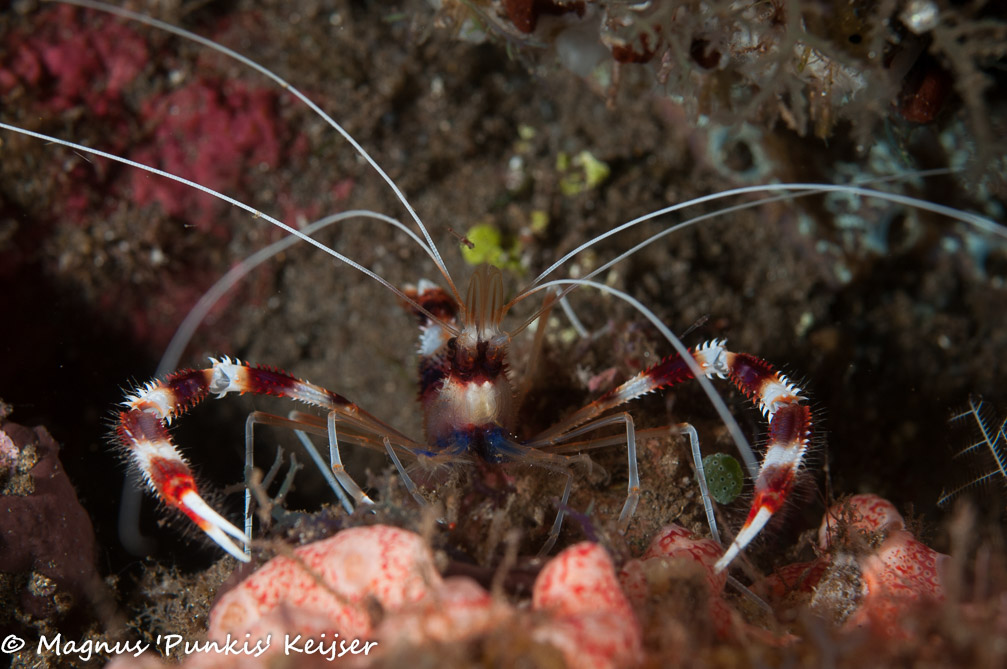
top-left (0, 122), bottom-right (460, 339)
top-left (506, 170), bottom-right (1006, 332)
top-left (59, 0), bottom-right (461, 304)
top-left (523, 180), bottom-right (1006, 295)
top-left (156, 210), bottom-right (431, 377)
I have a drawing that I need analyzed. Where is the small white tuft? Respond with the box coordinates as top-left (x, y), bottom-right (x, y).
top-left (419, 324), bottom-right (449, 357)
top-left (693, 339), bottom-right (730, 378)
top-left (122, 381), bottom-right (176, 420)
top-left (208, 358), bottom-right (246, 397)
top-left (759, 375), bottom-right (807, 419)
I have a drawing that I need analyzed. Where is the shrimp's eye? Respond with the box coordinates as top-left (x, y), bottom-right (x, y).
top-left (482, 344), bottom-right (503, 376)
top-left (448, 339), bottom-right (475, 375)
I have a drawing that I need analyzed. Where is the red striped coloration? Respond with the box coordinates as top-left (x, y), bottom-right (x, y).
top-left (726, 352), bottom-right (775, 399)
top-left (243, 366), bottom-right (298, 396)
top-left (402, 283), bottom-right (459, 326)
top-left (148, 455), bottom-right (198, 512)
top-left (769, 403), bottom-right (812, 446)
top-left (163, 368), bottom-right (213, 410)
top-left (404, 282), bottom-right (461, 410)
top-left (750, 467), bottom-right (795, 515)
top-left (623, 354), bottom-right (695, 397)
top-left (115, 273), bottom-right (812, 572)
top-left (242, 365), bottom-right (350, 408)
top-left (113, 356), bottom-right (402, 559)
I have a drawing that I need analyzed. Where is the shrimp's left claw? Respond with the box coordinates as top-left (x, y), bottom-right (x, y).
top-left (116, 362), bottom-right (402, 561)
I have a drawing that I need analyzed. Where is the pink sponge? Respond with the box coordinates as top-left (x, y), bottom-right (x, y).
top-left (817, 495), bottom-right (948, 627)
top-left (208, 525), bottom-right (439, 643)
top-left (533, 542), bottom-right (643, 669)
top-left (376, 576), bottom-right (513, 648)
top-left (619, 524), bottom-right (735, 639)
top-left (848, 528), bottom-right (949, 635)
top-left (765, 494), bottom-right (949, 638)
top-left (819, 493), bottom-right (905, 549)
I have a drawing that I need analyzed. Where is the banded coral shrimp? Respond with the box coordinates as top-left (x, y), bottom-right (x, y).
top-left (1, 0), bottom-right (1006, 644)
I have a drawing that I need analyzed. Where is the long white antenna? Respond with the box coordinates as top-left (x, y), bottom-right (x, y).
top-left (52, 0), bottom-right (460, 300)
top-left (528, 182), bottom-right (1006, 291)
top-left (0, 122), bottom-right (459, 336)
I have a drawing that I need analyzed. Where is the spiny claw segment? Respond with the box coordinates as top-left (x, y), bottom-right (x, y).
top-left (116, 360), bottom-right (368, 560)
top-left (116, 325), bottom-right (810, 572)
